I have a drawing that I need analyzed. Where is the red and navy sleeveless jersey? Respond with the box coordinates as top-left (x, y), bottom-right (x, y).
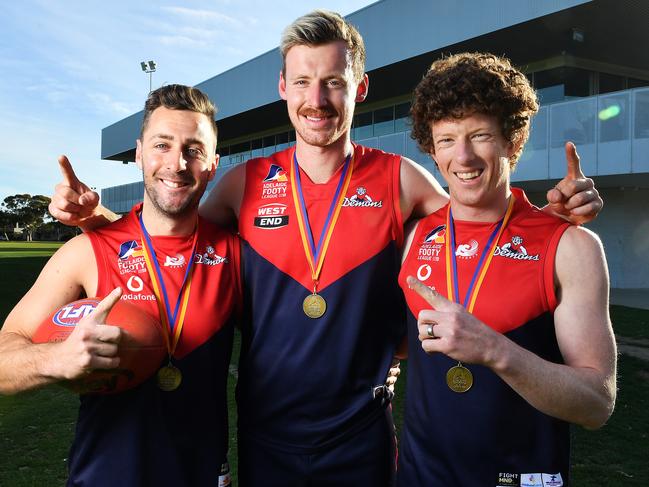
top-left (397, 188), bottom-right (571, 486)
top-left (67, 203), bottom-right (240, 487)
top-left (237, 144), bottom-right (406, 452)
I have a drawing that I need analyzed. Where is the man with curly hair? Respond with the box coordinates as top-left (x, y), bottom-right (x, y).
top-left (398, 53), bottom-right (617, 486)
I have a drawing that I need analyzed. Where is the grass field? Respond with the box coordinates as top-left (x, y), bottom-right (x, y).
top-left (0, 242), bottom-right (647, 486)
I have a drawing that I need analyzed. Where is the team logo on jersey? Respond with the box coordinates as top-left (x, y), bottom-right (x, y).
top-left (263, 164), bottom-right (288, 182)
top-left (456, 239), bottom-right (479, 259)
top-left (164, 253), bottom-right (186, 268)
top-left (494, 235), bottom-right (540, 261)
top-left (254, 203), bottom-right (289, 229)
top-left (261, 164), bottom-right (288, 199)
top-left (424, 225), bottom-right (446, 244)
top-left (52, 301), bottom-right (96, 326)
top-left (417, 224), bottom-right (445, 262)
top-left (342, 187), bottom-right (383, 208)
top-left (194, 245), bottom-right (228, 266)
top-left (117, 240), bottom-right (146, 274)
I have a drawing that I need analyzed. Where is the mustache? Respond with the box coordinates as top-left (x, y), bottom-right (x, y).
top-left (299, 107), bottom-right (336, 118)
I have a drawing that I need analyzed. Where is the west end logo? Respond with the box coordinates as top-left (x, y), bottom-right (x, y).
top-left (254, 203), bottom-right (289, 229)
top-left (261, 164), bottom-right (288, 199)
top-left (342, 187), bottom-right (383, 208)
top-left (495, 236), bottom-right (540, 261)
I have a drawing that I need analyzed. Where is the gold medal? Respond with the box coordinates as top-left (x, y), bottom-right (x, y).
top-left (446, 363), bottom-right (473, 393)
top-left (157, 363), bottom-right (182, 391)
top-left (303, 293), bottom-right (327, 319)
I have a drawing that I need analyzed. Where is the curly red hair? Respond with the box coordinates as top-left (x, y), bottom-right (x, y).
top-left (410, 52), bottom-right (538, 168)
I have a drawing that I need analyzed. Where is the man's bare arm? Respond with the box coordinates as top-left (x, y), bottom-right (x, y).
top-left (409, 226), bottom-right (616, 429)
top-left (0, 236), bottom-right (122, 394)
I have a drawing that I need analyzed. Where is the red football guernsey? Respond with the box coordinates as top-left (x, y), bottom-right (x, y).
top-left (67, 203), bottom-right (241, 486)
top-left (237, 144), bottom-right (407, 452)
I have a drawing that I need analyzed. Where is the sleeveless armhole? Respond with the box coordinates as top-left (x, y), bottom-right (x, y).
top-left (391, 155), bottom-right (404, 247)
top-left (397, 219), bottom-right (423, 285)
top-left (86, 231), bottom-right (108, 297)
top-left (231, 233), bottom-right (244, 322)
top-left (541, 222), bottom-right (571, 311)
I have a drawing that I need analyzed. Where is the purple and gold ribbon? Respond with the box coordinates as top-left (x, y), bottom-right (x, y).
top-left (138, 214), bottom-right (198, 356)
top-left (290, 150), bottom-right (354, 290)
top-left (445, 195), bottom-right (515, 313)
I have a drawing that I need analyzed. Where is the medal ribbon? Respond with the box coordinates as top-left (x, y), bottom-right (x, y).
top-left (445, 195), bottom-right (515, 313)
top-left (138, 214), bottom-right (198, 356)
top-left (290, 150), bottom-right (354, 288)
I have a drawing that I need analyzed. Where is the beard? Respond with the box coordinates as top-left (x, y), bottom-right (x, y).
top-left (142, 171), bottom-right (206, 219)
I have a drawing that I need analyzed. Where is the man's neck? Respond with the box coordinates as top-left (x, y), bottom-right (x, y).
top-left (294, 136), bottom-right (353, 184)
top-left (449, 187), bottom-right (512, 223)
top-left (140, 203), bottom-right (197, 237)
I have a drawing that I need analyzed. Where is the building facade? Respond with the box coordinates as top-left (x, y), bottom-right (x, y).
top-left (101, 0), bottom-right (649, 290)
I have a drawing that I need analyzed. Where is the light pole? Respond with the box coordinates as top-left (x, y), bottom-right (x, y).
top-left (140, 60), bottom-right (157, 92)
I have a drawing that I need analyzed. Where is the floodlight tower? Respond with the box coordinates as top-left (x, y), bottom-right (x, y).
top-left (140, 60), bottom-right (157, 93)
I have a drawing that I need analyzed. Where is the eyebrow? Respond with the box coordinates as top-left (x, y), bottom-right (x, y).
top-left (147, 134), bottom-right (206, 147)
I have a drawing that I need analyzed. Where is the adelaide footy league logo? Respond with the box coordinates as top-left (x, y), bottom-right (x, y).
top-left (418, 224), bottom-right (445, 262)
top-left (261, 164), bottom-right (288, 199)
top-left (117, 240), bottom-right (146, 274)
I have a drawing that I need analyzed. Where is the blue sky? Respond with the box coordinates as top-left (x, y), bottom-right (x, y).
top-left (0, 0), bottom-right (375, 203)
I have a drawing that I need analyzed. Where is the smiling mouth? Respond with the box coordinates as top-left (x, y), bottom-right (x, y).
top-left (160, 178), bottom-right (190, 189)
top-left (455, 170), bottom-right (482, 181)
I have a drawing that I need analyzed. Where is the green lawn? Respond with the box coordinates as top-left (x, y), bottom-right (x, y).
top-left (0, 242), bottom-right (647, 486)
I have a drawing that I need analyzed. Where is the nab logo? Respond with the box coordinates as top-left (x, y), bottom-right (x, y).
top-left (263, 164), bottom-right (288, 182)
top-left (118, 240), bottom-right (143, 260)
top-left (53, 301), bottom-right (97, 326)
top-left (254, 203), bottom-right (289, 229)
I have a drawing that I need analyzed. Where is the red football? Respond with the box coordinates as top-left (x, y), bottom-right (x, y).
top-left (32, 298), bottom-right (166, 394)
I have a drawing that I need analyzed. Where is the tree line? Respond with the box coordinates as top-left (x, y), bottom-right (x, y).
top-left (0, 194), bottom-right (77, 242)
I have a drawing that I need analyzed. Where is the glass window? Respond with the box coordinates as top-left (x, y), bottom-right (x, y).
top-left (599, 73), bottom-right (625, 95)
top-left (395, 102), bottom-right (411, 132)
top-left (634, 89), bottom-right (649, 139)
top-left (276, 132), bottom-right (288, 145)
top-left (599, 93), bottom-right (629, 142)
top-left (251, 138), bottom-right (262, 150)
top-left (629, 77), bottom-right (649, 89)
top-left (373, 106), bottom-right (394, 136)
top-left (534, 67), bottom-right (591, 99)
top-left (353, 111), bottom-right (373, 140)
top-left (263, 135), bottom-right (275, 148)
top-left (550, 98), bottom-right (597, 147)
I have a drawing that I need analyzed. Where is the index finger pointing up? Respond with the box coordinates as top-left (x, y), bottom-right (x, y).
top-left (57, 155), bottom-right (81, 187)
top-left (406, 276), bottom-right (453, 311)
top-left (564, 142), bottom-right (585, 180)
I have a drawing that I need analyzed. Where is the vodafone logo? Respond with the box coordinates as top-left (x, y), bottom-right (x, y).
top-left (417, 264), bottom-right (432, 282)
top-left (127, 275), bottom-right (144, 292)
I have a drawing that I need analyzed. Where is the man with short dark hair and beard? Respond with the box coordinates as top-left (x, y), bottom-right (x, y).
top-left (398, 52), bottom-right (616, 486)
top-left (0, 84), bottom-right (240, 486)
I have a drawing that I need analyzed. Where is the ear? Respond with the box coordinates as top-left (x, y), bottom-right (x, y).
top-left (278, 71), bottom-right (287, 100)
top-left (135, 139), bottom-right (143, 170)
top-left (208, 154), bottom-right (219, 181)
top-left (355, 74), bottom-right (369, 103)
top-left (507, 137), bottom-right (524, 160)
